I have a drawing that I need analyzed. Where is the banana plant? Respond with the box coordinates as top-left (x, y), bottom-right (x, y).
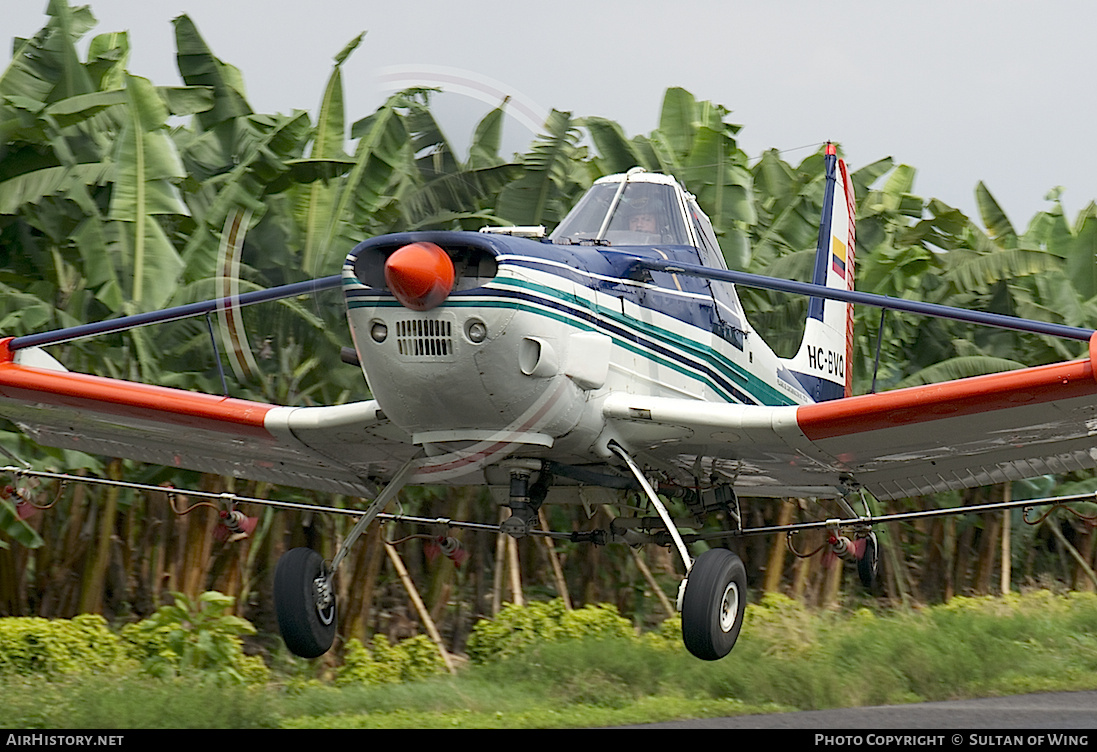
top-left (647, 88), bottom-right (755, 269)
top-left (0, 5), bottom-right (201, 386)
top-left (582, 89), bottom-right (754, 268)
top-left (495, 109), bottom-right (587, 227)
top-left (292, 33), bottom-right (361, 279)
top-left (386, 95), bottom-right (520, 231)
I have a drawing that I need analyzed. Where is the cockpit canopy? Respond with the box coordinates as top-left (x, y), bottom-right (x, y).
top-left (550, 170), bottom-right (723, 268)
top-left (551, 177), bottom-right (688, 245)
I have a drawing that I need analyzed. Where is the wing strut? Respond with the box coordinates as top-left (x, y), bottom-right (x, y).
top-left (626, 257), bottom-right (1095, 342)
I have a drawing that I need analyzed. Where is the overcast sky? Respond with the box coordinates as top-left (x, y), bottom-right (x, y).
top-left (7, 1), bottom-right (1097, 228)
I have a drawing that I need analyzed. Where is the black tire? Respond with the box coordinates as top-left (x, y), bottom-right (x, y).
top-left (857, 532), bottom-right (880, 592)
top-left (681, 548), bottom-right (747, 661)
top-left (274, 547), bottom-right (337, 658)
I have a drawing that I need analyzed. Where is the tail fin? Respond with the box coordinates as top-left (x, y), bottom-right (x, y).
top-left (787, 143), bottom-right (856, 401)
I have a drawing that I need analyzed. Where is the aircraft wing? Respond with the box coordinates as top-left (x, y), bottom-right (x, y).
top-left (0, 341), bottom-right (418, 497)
top-left (8, 334), bottom-right (1097, 504)
top-left (603, 345), bottom-right (1097, 501)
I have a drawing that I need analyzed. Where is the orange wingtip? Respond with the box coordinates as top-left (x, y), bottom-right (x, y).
top-left (797, 357), bottom-right (1097, 441)
top-left (0, 361), bottom-right (274, 435)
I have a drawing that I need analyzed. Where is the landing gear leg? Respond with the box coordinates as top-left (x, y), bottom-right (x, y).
top-left (273, 455), bottom-right (420, 658)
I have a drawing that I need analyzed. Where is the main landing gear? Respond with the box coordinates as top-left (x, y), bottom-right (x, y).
top-left (271, 442), bottom-right (881, 662)
top-left (274, 547), bottom-right (337, 657)
top-left (857, 531), bottom-right (880, 591)
top-left (680, 548), bottom-right (747, 661)
top-left (608, 442), bottom-right (882, 661)
top-left (273, 456), bottom-right (420, 658)
top-left (606, 441), bottom-right (748, 661)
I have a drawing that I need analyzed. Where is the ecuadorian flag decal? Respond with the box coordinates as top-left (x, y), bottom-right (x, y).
top-left (831, 235), bottom-right (847, 280)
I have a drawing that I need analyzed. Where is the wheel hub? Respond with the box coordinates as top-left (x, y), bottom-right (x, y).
top-left (719, 582), bottom-right (739, 633)
top-left (313, 574), bottom-right (336, 626)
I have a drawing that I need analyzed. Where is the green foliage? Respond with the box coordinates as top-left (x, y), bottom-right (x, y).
top-left (2, 593), bottom-right (1097, 728)
top-left (465, 599), bottom-right (635, 664)
top-left (390, 635), bottom-right (448, 682)
top-left (739, 592), bottom-right (820, 656)
top-left (6, 2), bottom-right (1097, 666)
top-left (640, 613), bottom-right (683, 651)
top-left (558, 603), bottom-right (635, 640)
top-left (335, 634), bottom-right (447, 686)
top-left (5, 0), bottom-right (1093, 412)
top-left (496, 109), bottom-right (587, 226)
top-left (0, 613), bottom-right (136, 678)
top-left (0, 674), bottom-right (278, 729)
top-left (465, 599), bottom-right (565, 663)
top-left (119, 591), bottom-right (267, 685)
top-left (335, 638), bottom-right (385, 686)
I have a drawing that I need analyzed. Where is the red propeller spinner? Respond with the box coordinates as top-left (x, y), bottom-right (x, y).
top-left (383, 241), bottom-right (455, 311)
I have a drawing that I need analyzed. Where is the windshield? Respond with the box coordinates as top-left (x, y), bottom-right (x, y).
top-left (551, 181), bottom-right (690, 246)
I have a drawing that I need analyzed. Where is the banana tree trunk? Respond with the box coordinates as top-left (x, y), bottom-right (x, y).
top-left (78, 458), bottom-right (121, 614)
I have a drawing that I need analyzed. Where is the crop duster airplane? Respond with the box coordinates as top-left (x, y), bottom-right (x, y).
top-left (2, 144), bottom-right (1097, 661)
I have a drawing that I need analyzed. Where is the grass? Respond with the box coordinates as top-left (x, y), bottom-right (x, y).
top-left (3, 590), bottom-right (1097, 728)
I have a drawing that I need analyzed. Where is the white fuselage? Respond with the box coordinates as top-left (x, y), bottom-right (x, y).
top-left (342, 230), bottom-right (812, 488)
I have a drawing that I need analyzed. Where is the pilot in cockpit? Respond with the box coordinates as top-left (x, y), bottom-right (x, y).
top-left (619, 195), bottom-right (665, 244)
top-left (628, 209), bottom-right (659, 235)
top-left (549, 177), bottom-right (689, 246)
